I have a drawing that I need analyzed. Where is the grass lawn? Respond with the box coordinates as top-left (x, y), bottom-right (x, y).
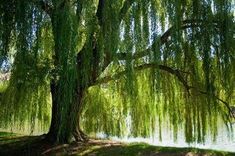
top-left (0, 132), bottom-right (234, 156)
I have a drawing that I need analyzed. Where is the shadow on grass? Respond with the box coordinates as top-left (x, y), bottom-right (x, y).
top-left (82, 143), bottom-right (235, 156)
top-left (0, 132), bottom-right (234, 156)
top-left (0, 134), bottom-right (47, 156)
top-left (0, 132), bottom-right (17, 137)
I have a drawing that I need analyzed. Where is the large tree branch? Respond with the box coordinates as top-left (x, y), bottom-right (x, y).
top-left (93, 62), bottom-right (234, 119)
top-left (100, 19), bottom-right (194, 78)
top-left (33, 0), bottom-right (53, 17)
top-left (100, 0), bottom-right (136, 71)
top-left (96, 0), bottom-right (104, 25)
top-left (93, 63), bottom-right (188, 87)
top-left (116, 19), bottom-right (219, 60)
top-left (119, 0), bottom-right (135, 22)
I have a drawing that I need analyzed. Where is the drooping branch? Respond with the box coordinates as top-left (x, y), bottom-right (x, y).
top-left (96, 17), bottom-right (231, 116)
top-left (93, 63), bottom-right (190, 96)
top-left (93, 62), bottom-right (234, 119)
top-left (188, 86), bottom-right (235, 119)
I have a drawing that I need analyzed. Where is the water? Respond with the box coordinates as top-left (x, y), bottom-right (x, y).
top-left (98, 123), bottom-right (235, 152)
top-left (1, 118), bottom-right (234, 152)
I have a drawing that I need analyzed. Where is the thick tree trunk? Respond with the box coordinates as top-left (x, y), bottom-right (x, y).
top-left (46, 2), bottom-right (100, 143)
top-left (46, 53), bottom-right (89, 143)
top-left (46, 82), bottom-right (87, 144)
top-left (46, 6), bottom-right (80, 143)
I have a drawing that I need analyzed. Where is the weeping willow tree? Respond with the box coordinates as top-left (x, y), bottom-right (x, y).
top-left (0, 0), bottom-right (234, 144)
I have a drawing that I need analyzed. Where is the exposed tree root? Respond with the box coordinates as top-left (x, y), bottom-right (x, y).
top-left (73, 128), bottom-right (89, 142)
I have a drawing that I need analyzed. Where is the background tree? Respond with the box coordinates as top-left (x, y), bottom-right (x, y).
top-left (0, 0), bottom-right (234, 144)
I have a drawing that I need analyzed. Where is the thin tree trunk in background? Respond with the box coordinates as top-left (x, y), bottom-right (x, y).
top-left (72, 37), bottom-right (100, 141)
top-left (73, 87), bottom-right (88, 142)
top-left (46, 81), bottom-right (60, 143)
top-left (72, 52), bottom-right (89, 142)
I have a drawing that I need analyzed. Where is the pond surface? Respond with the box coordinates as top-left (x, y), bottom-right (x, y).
top-left (99, 122), bottom-right (235, 152)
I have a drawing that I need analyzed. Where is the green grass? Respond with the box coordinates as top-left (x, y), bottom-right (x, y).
top-left (0, 132), bottom-right (17, 137)
top-left (0, 82), bottom-right (8, 93)
top-left (0, 132), bottom-right (234, 156)
top-left (81, 143), bottom-right (235, 156)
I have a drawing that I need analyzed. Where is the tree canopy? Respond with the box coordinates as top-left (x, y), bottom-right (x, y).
top-left (0, 0), bottom-right (234, 143)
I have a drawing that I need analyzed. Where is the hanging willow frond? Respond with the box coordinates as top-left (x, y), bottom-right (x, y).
top-left (0, 0), bottom-right (234, 143)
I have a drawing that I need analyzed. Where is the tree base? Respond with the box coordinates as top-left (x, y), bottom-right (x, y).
top-left (73, 129), bottom-right (89, 142)
top-left (44, 132), bottom-right (58, 144)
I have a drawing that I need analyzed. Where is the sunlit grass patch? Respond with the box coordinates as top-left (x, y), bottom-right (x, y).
top-left (0, 131), bottom-right (17, 137)
top-left (77, 142), bottom-right (235, 156)
top-left (0, 81), bottom-right (8, 93)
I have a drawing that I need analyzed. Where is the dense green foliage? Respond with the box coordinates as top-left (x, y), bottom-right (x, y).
top-left (0, 0), bottom-right (234, 143)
